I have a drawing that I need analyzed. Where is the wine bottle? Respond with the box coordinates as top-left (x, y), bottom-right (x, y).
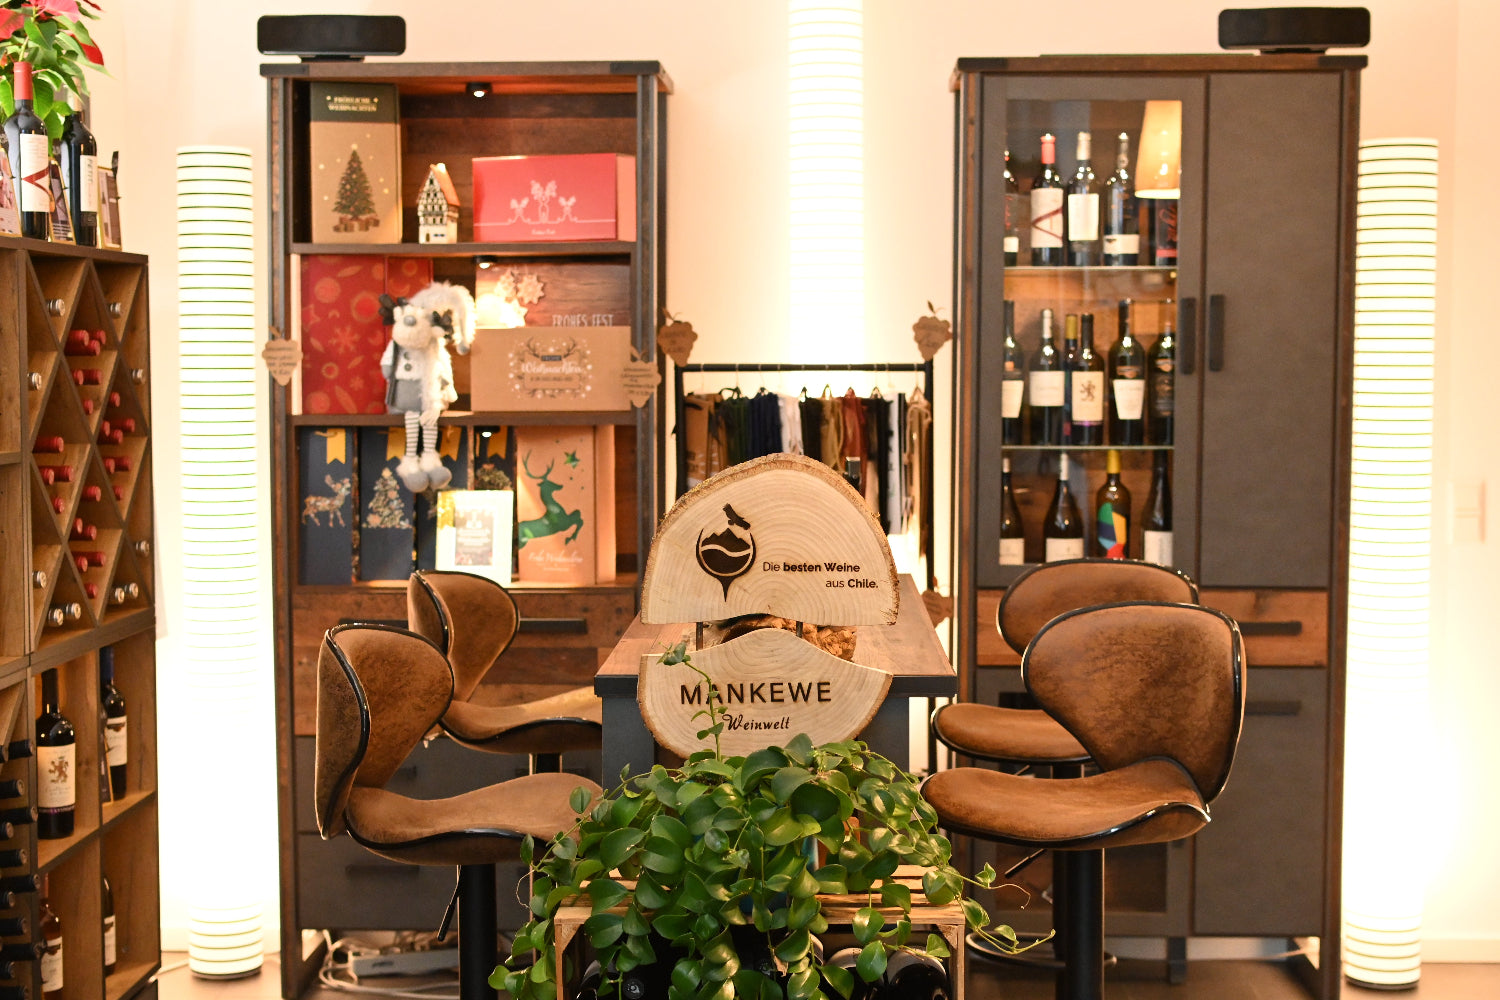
top-left (102, 875), bottom-right (116, 975)
top-left (100, 647), bottom-right (128, 800)
top-left (999, 457), bottom-right (1025, 566)
top-left (36, 671), bottom-right (75, 840)
top-left (1102, 132), bottom-right (1140, 266)
top-left (1061, 313), bottom-right (1079, 443)
top-left (0, 916), bottom-right (27, 937)
top-left (1095, 450), bottom-right (1132, 559)
top-left (0, 778), bottom-right (23, 800)
top-left (1147, 311), bottom-right (1176, 445)
top-left (1043, 454), bottom-right (1084, 562)
top-left (0, 807), bottom-right (35, 827)
top-left (0, 875), bottom-right (38, 895)
top-left (1069, 314), bottom-right (1105, 446)
top-left (1066, 131), bottom-right (1101, 266)
top-left (1143, 450), bottom-right (1173, 567)
top-left (33, 436), bottom-right (65, 454)
top-left (1029, 133), bottom-right (1066, 266)
top-left (0, 851), bottom-right (26, 872)
top-left (1027, 308), bottom-right (1064, 445)
top-left (3, 62), bottom-right (50, 240)
top-left (59, 90), bottom-right (99, 248)
top-left (0, 943), bottom-right (41, 962)
top-left (1109, 299), bottom-right (1146, 446)
top-left (1149, 197), bottom-right (1179, 266)
top-left (1003, 149), bottom-right (1022, 266)
top-left (1000, 299), bottom-right (1024, 445)
top-left (39, 875), bottom-right (62, 1000)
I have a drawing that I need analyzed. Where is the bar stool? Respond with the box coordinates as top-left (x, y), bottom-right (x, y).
top-left (932, 559), bottom-right (1198, 969)
top-left (407, 570), bottom-right (602, 774)
top-left (922, 602), bottom-right (1244, 1000)
top-left (315, 623), bottom-right (600, 1000)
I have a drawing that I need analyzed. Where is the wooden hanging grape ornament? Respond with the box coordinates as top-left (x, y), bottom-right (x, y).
top-left (620, 346), bottom-right (661, 407)
top-left (913, 301), bottom-right (953, 361)
top-left (261, 327), bottom-right (302, 387)
top-left (657, 310), bottom-right (698, 366)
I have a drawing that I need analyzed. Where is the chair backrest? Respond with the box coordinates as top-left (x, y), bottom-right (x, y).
top-left (407, 570), bottom-right (520, 701)
top-left (1022, 602), bottom-right (1244, 803)
top-left (314, 624), bottom-right (454, 839)
top-left (997, 558), bottom-right (1198, 654)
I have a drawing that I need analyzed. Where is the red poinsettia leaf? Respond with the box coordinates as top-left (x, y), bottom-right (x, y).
top-left (0, 11), bottom-right (24, 37)
top-left (76, 36), bottom-right (103, 66)
top-left (34, 0), bottom-right (83, 18)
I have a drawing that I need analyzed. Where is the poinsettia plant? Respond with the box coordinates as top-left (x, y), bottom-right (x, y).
top-left (0, 0), bottom-right (105, 138)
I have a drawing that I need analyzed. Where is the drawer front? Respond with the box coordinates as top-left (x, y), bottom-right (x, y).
top-left (297, 833), bottom-right (529, 931)
top-left (1199, 589), bottom-right (1328, 667)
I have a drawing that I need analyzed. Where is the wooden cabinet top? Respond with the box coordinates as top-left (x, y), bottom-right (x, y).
top-left (260, 59), bottom-right (673, 94)
top-left (951, 52), bottom-right (1365, 87)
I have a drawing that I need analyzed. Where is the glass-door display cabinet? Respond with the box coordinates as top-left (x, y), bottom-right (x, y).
top-left (950, 55), bottom-right (1362, 999)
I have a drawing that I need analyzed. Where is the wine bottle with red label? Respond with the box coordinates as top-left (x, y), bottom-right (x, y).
top-left (1029, 133), bottom-right (1066, 265)
top-left (4, 61), bottom-right (50, 239)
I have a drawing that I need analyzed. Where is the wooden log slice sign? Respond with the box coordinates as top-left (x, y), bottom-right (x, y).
top-left (638, 453), bottom-right (900, 755)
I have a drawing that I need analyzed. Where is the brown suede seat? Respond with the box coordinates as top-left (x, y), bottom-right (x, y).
top-left (316, 623), bottom-right (600, 1000)
top-left (930, 701), bottom-right (1088, 765)
top-left (408, 570), bottom-right (602, 763)
top-left (923, 602), bottom-right (1243, 1000)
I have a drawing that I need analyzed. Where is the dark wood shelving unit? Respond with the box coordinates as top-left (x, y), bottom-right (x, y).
top-left (950, 54), bottom-right (1360, 1000)
top-left (0, 237), bottom-right (160, 1000)
top-left (262, 59), bottom-right (669, 998)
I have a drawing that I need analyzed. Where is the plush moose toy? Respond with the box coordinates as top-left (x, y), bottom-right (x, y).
top-left (379, 281), bottom-right (476, 492)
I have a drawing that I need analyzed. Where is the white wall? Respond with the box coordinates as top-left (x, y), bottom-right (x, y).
top-left (84, 0), bottom-right (1495, 958)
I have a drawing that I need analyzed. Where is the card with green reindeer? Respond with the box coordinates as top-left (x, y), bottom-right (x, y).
top-left (513, 426), bottom-right (616, 585)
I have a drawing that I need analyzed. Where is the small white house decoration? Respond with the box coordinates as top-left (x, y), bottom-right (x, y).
top-left (417, 163), bottom-right (460, 244)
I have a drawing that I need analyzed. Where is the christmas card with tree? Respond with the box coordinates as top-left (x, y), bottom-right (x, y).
top-left (358, 428), bottom-right (417, 581)
top-left (310, 82), bottom-right (402, 244)
top-left (415, 426), bottom-right (471, 572)
top-left (513, 426), bottom-right (616, 586)
top-left (298, 428), bottom-right (354, 585)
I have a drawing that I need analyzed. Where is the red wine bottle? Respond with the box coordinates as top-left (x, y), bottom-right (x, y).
top-left (1149, 197), bottom-right (1179, 266)
top-left (1148, 311), bottom-right (1176, 445)
top-left (1003, 149), bottom-right (1022, 266)
top-left (1000, 299), bottom-right (1024, 445)
top-left (100, 647), bottom-right (127, 800)
top-left (1068, 314), bottom-right (1105, 446)
top-left (1143, 450), bottom-right (1173, 566)
top-left (1061, 313), bottom-right (1080, 442)
top-left (1029, 133), bottom-right (1066, 265)
top-left (1109, 299), bottom-right (1146, 445)
top-left (1066, 131), bottom-right (1101, 266)
top-left (60, 90), bottom-right (99, 248)
top-left (102, 875), bottom-right (116, 974)
top-left (4, 62), bottom-right (50, 239)
top-left (39, 875), bottom-right (62, 1000)
top-left (999, 457), bottom-right (1026, 566)
top-left (1043, 454), bottom-right (1084, 562)
top-left (33, 436), bottom-right (65, 454)
top-left (36, 671), bottom-right (75, 839)
top-left (1027, 308), bottom-right (1064, 445)
top-left (1095, 450), bottom-right (1132, 559)
top-left (1102, 132), bottom-right (1140, 266)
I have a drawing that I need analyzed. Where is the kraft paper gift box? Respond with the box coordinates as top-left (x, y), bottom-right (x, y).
top-left (513, 426), bottom-right (616, 585)
top-left (309, 82), bottom-right (403, 244)
top-left (469, 326), bottom-right (633, 412)
top-left (471, 153), bottom-right (636, 242)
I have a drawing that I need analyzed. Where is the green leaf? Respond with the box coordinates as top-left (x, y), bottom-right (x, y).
top-left (771, 765), bottom-right (813, 803)
top-left (774, 928), bottom-right (812, 963)
top-left (787, 965), bottom-right (819, 1000)
top-left (672, 959), bottom-right (704, 995)
top-left (623, 905), bottom-right (650, 937)
top-left (586, 877), bottom-right (629, 913)
top-left (569, 785), bottom-right (592, 815)
top-left (866, 850), bottom-right (900, 882)
top-left (976, 863), bottom-right (997, 888)
top-left (851, 907), bottom-right (884, 946)
top-left (584, 912), bottom-right (624, 949)
top-left (790, 866), bottom-right (821, 900)
top-left (736, 747), bottom-right (787, 792)
top-left (701, 827), bottom-right (729, 853)
top-left (879, 882), bottom-right (912, 911)
top-left (891, 917), bottom-right (912, 948)
top-left (789, 783), bottom-right (842, 823)
top-left (924, 933), bottom-right (951, 960)
top-left (552, 836), bottom-right (577, 860)
top-left (761, 807), bottom-right (806, 846)
top-left (599, 827), bottom-right (645, 871)
top-left (731, 969), bottom-right (780, 1000)
top-left (855, 942), bottom-right (887, 983)
top-left (641, 836), bottom-right (686, 876)
top-left (962, 897), bottom-right (989, 930)
top-left (821, 963), bottom-right (854, 999)
top-left (653, 910), bottom-right (695, 942)
top-left (922, 867), bottom-right (961, 905)
top-left (573, 858), bottom-right (604, 884)
top-left (813, 864), bottom-right (848, 894)
top-left (683, 793), bottom-right (720, 836)
top-left (787, 893), bottom-right (820, 929)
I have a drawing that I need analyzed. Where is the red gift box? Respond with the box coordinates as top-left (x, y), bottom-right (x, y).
top-left (299, 255), bottom-right (433, 415)
top-left (472, 153), bottom-right (636, 242)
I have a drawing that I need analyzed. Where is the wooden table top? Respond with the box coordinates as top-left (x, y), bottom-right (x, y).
top-left (595, 574), bottom-right (956, 698)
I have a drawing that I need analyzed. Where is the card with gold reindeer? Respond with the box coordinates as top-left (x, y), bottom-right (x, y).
top-left (297, 427), bottom-right (354, 585)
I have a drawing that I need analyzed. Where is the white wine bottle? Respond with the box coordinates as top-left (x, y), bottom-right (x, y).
top-left (1095, 450), bottom-right (1132, 559)
top-left (1043, 454), bottom-right (1084, 562)
top-left (1066, 131), bottom-right (1101, 266)
top-left (1143, 450), bottom-right (1173, 566)
top-left (999, 457), bottom-right (1026, 566)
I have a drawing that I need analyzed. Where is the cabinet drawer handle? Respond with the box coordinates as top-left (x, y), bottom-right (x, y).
top-left (1246, 700), bottom-right (1302, 717)
top-left (1178, 297), bottom-right (1197, 376)
top-left (1207, 294), bottom-right (1227, 372)
top-left (1237, 620), bottom-right (1303, 637)
top-left (344, 863), bottom-right (421, 877)
top-left (518, 617), bottom-right (589, 635)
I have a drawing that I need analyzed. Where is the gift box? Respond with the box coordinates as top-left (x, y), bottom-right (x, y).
top-left (472, 153), bottom-right (635, 242)
top-left (298, 255), bottom-right (432, 415)
top-left (357, 427), bottom-right (416, 581)
top-left (469, 326), bottom-right (633, 412)
top-left (309, 82), bottom-right (403, 244)
top-left (297, 427), bottom-right (354, 585)
top-left (513, 426), bottom-right (616, 585)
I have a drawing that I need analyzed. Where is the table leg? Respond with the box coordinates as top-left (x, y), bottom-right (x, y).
top-left (860, 697), bottom-right (914, 770)
top-left (602, 694), bottom-right (656, 785)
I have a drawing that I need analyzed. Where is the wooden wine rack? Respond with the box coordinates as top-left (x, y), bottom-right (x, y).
top-left (0, 236), bottom-right (160, 1000)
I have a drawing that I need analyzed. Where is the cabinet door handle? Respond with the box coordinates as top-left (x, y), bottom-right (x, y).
top-left (1207, 294), bottom-right (1227, 372)
top-left (1237, 620), bottom-right (1303, 637)
top-left (1245, 700), bottom-right (1302, 717)
top-left (1178, 297), bottom-right (1197, 376)
top-left (518, 617), bottom-right (589, 635)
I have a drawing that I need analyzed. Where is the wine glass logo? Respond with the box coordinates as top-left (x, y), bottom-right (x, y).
top-left (696, 503), bottom-right (756, 599)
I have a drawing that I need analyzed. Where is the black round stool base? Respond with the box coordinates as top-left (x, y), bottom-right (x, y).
top-left (965, 932), bottom-right (1118, 971)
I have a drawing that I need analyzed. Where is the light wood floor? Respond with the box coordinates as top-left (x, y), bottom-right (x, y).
top-left (151, 951), bottom-right (1500, 1000)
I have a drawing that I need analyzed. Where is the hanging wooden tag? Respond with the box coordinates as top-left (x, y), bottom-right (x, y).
top-left (622, 347), bottom-right (661, 407)
top-left (658, 312), bottom-right (698, 366)
top-left (262, 329), bottom-right (302, 386)
top-left (912, 303), bottom-right (952, 361)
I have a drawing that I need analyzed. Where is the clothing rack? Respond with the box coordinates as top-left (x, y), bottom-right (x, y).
top-left (672, 358), bottom-right (936, 581)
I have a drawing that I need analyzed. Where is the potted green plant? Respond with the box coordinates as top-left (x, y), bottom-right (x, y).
top-left (496, 643), bottom-right (1021, 1000)
top-left (0, 0), bottom-right (105, 138)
